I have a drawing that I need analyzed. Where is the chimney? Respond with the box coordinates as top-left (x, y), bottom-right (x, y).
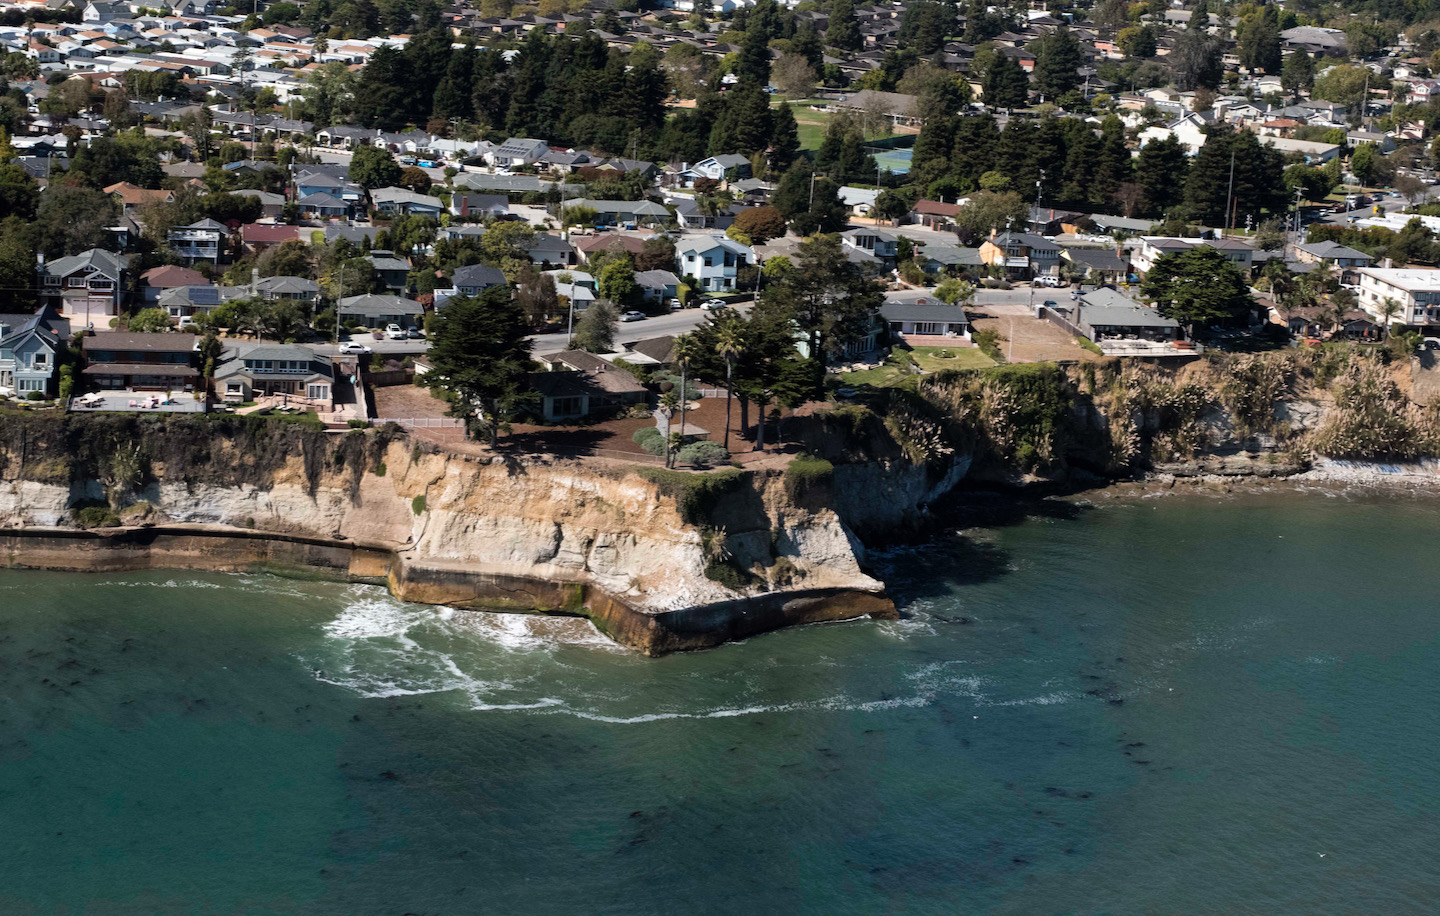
top-left (250, 267), bottom-right (258, 297)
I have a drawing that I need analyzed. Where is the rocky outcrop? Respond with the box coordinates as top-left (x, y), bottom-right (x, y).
top-left (0, 418), bottom-right (900, 654)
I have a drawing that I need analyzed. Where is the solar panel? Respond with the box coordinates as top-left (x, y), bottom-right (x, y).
top-left (188, 286), bottom-right (221, 305)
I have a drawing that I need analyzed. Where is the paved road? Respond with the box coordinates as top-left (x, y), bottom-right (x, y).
top-left (530, 304), bottom-right (749, 353)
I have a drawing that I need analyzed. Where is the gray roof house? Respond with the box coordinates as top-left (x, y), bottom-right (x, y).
top-left (0, 306), bottom-right (70, 397)
top-left (38, 248), bottom-right (129, 320)
top-left (214, 343), bottom-right (335, 411)
top-left (491, 137), bottom-right (550, 167)
top-left (370, 186), bottom-right (444, 217)
top-left (337, 294), bottom-right (425, 328)
top-left (879, 297), bottom-right (970, 341)
top-left (451, 263), bottom-right (508, 296)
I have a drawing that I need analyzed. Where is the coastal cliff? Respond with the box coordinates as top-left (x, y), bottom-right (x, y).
top-left (0, 415), bottom-right (900, 654)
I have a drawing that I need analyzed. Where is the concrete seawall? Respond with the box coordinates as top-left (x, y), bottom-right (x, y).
top-left (0, 525), bottom-right (896, 656)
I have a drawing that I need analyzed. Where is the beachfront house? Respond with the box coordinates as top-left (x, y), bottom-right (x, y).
top-left (214, 343), bottom-right (335, 410)
top-left (0, 306), bottom-right (70, 398)
top-left (80, 332), bottom-right (200, 391)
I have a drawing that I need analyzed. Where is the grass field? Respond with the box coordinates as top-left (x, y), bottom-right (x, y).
top-left (839, 346), bottom-right (995, 387)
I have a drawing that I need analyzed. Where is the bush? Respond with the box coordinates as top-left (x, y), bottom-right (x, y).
top-left (636, 466), bottom-right (744, 525)
top-left (973, 328), bottom-right (1004, 363)
top-left (26, 390), bottom-right (44, 401)
top-left (677, 440), bottom-right (730, 467)
top-left (372, 461), bottom-right (386, 476)
top-left (347, 419), bottom-right (370, 429)
top-left (785, 452), bottom-right (835, 499)
top-left (73, 505), bottom-right (121, 527)
top-left (632, 426), bottom-right (667, 456)
top-left (412, 494), bottom-right (426, 515)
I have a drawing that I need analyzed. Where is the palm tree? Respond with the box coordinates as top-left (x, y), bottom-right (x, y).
top-left (714, 323), bottom-right (744, 452)
top-left (670, 334), bottom-right (699, 467)
top-left (1379, 297), bottom-right (1402, 340)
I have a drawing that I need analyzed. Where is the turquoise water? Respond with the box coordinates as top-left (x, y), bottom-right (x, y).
top-left (2, 492), bottom-right (1440, 913)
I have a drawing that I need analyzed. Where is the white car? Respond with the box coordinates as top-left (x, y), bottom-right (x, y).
top-left (337, 342), bottom-right (372, 355)
top-left (700, 299), bottom-right (727, 311)
top-left (621, 310), bottom-right (647, 322)
top-left (385, 324), bottom-right (406, 340)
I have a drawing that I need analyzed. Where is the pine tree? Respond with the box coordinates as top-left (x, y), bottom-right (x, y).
top-left (738, 19), bottom-right (773, 87)
top-left (951, 114), bottom-right (1000, 185)
top-left (769, 102), bottom-right (801, 174)
top-left (1032, 26), bottom-right (1082, 99)
top-left (912, 113), bottom-right (957, 177)
top-left (826, 0), bottom-right (862, 52)
top-left (1281, 50), bottom-right (1315, 93)
top-left (1135, 134), bottom-right (1189, 217)
top-left (423, 286), bottom-right (536, 447)
top-left (984, 53), bottom-right (1029, 109)
top-left (1091, 117), bottom-right (1132, 206)
top-left (773, 159), bottom-right (815, 221)
top-left (1238, 5), bottom-right (1282, 74)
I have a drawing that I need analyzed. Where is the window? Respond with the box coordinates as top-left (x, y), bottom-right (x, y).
top-left (18, 379), bottom-right (44, 392)
top-left (307, 384), bottom-right (329, 400)
top-left (32, 353), bottom-right (47, 366)
top-left (703, 257), bottom-right (713, 267)
top-left (551, 396), bottom-right (583, 417)
top-left (44, 276), bottom-right (61, 287)
top-left (67, 277), bottom-right (85, 288)
top-left (914, 322), bottom-right (943, 335)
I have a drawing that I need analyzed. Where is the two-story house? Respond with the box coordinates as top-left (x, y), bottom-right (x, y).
top-left (634, 269), bottom-right (680, 305)
top-left (842, 228), bottom-right (901, 269)
top-left (254, 275), bottom-right (320, 308)
top-left (0, 307), bottom-right (70, 398)
top-left (214, 343), bottom-right (334, 411)
top-left (979, 231), bottom-right (1061, 280)
top-left (1295, 240), bottom-right (1375, 285)
top-left (336, 294), bottom-right (424, 330)
top-left (80, 332), bottom-right (199, 391)
top-left (1355, 267), bottom-right (1440, 328)
top-left (450, 263), bottom-right (508, 297)
top-left (365, 250), bottom-right (411, 293)
top-left (168, 219), bottom-right (230, 265)
top-left (450, 193), bottom-right (510, 220)
top-left (675, 236), bottom-right (751, 292)
top-left (37, 248), bottom-right (129, 324)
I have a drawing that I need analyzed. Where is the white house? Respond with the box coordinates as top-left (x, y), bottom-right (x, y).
top-left (675, 236), bottom-right (751, 292)
top-left (489, 137), bottom-right (549, 168)
top-left (1355, 267), bottom-right (1440, 327)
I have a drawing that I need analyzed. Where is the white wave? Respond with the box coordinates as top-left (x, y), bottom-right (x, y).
top-left (566, 693), bottom-right (932, 724)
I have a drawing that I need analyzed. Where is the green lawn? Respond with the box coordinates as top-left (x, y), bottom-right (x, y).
top-left (838, 346), bottom-right (995, 388)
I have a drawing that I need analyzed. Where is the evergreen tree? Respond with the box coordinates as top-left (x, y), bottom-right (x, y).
top-left (1281, 50), bottom-right (1315, 93)
top-left (763, 233), bottom-right (884, 371)
top-left (1060, 126), bottom-right (1099, 209)
top-left (737, 18), bottom-right (773, 86)
top-left (423, 286), bottom-right (536, 446)
top-left (1237, 5), bottom-right (1282, 73)
top-left (352, 45), bottom-right (410, 128)
top-left (898, 0), bottom-right (955, 56)
top-left (1135, 134), bottom-right (1189, 217)
top-left (1170, 9), bottom-right (1223, 91)
top-left (1182, 128), bottom-right (1284, 226)
top-left (951, 114), bottom-right (1000, 186)
top-left (1140, 246), bottom-right (1253, 334)
top-left (791, 23), bottom-right (825, 70)
top-left (911, 113), bottom-right (957, 177)
top-left (826, 0), bottom-right (862, 52)
top-left (984, 53), bottom-right (1030, 109)
top-left (769, 101), bottom-right (801, 173)
top-left (1091, 117), bottom-right (1132, 206)
top-left (773, 158), bottom-right (816, 221)
top-left (1031, 26), bottom-right (1082, 99)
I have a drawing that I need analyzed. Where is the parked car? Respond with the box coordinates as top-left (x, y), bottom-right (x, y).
top-left (337, 342), bottom-right (372, 355)
top-left (385, 324), bottom-right (406, 340)
top-left (621, 310), bottom-right (647, 322)
top-left (1035, 275), bottom-right (1066, 288)
top-left (667, 298), bottom-right (682, 311)
top-left (700, 299), bottom-right (726, 311)
top-left (406, 327), bottom-right (425, 339)
top-left (176, 316), bottom-right (196, 329)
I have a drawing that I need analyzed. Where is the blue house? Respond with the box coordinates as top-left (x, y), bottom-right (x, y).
top-left (0, 307), bottom-right (71, 398)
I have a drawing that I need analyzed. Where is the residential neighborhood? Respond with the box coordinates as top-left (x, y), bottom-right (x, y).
top-left (4, 0), bottom-right (1440, 459)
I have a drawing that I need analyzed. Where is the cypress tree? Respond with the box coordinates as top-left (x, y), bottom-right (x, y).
top-left (984, 54), bottom-right (1029, 109)
top-left (769, 102), bottom-right (801, 174)
top-left (826, 0), bottom-right (862, 52)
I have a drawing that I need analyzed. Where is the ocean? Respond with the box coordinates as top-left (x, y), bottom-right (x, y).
top-left (2, 490), bottom-right (1439, 913)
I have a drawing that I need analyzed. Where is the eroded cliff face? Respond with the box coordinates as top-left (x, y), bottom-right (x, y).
top-left (0, 417), bottom-right (897, 652)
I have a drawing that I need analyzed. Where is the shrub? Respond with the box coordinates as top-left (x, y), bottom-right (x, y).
top-left (632, 426), bottom-right (667, 456)
top-left (412, 494), bottom-right (426, 515)
top-left (785, 452), bottom-right (834, 499)
top-left (26, 390), bottom-right (44, 401)
top-left (677, 440), bottom-right (730, 467)
top-left (347, 419), bottom-right (370, 429)
top-left (636, 466), bottom-right (745, 525)
top-left (973, 328), bottom-right (1004, 363)
top-left (73, 505), bottom-right (121, 527)
top-left (372, 461), bottom-right (387, 476)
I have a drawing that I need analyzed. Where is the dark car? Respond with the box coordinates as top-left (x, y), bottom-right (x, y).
top-left (407, 328), bottom-right (425, 339)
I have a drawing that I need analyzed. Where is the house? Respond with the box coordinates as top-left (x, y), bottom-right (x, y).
top-left (839, 186), bottom-right (881, 217)
top-left (370, 186), bottom-right (444, 217)
top-left (0, 306), bottom-right (70, 398)
top-left (80, 331), bottom-right (200, 391)
top-left (336, 294), bottom-right (425, 329)
top-left (675, 236), bottom-right (750, 292)
top-left (1061, 247), bottom-right (1131, 285)
top-left (879, 296), bottom-right (970, 343)
top-left (914, 244), bottom-right (982, 276)
top-left (234, 189), bottom-right (286, 219)
top-left (450, 193), bottom-right (510, 220)
top-left (240, 223), bottom-right (302, 253)
top-left (37, 248), bottom-right (129, 323)
top-left (672, 198), bottom-right (745, 231)
top-left (254, 275), bottom-right (320, 306)
top-left (911, 199), bottom-right (960, 230)
top-left (1138, 111), bottom-right (1211, 154)
top-left (1259, 136), bottom-right (1341, 164)
top-left (575, 232), bottom-right (651, 265)
top-left (365, 250), bottom-right (411, 292)
top-left (622, 335), bottom-right (678, 367)
top-left (104, 181), bottom-right (174, 212)
top-left (634, 269), bottom-right (680, 305)
top-left (1294, 240), bottom-right (1374, 285)
top-left (168, 218), bottom-right (230, 265)
top-left (570, 199), bottom-right (670, 228)
top-left (1346, 131), bottom-right (1395, 153)
top-left (139, 264), bottom-right (208, 304)
top-left (296, 193), bottom-right (350, 220)
top-left (214, 343), bottom-right (334, 411)
top-left (842, 228), bottom-right (900, 267)
top-left (158, 283), bottom-right (247, 319)
top-left (979, 231), bottom-right (1061, 279)
top-left (528, 233), bottom-right (577, 267)
top-left (525, 366), bottom-right (647, 422)
top-left (686, 154), bottom-right (752, 182)
top-left (1355, 267), bottom-right (1440, 327)
top-left (450, 263), bottom-right (508, 296)
top-left (490, 137), bottom-right (549, 167)
top-left (1075, 287), bottom-right (1183, 348)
